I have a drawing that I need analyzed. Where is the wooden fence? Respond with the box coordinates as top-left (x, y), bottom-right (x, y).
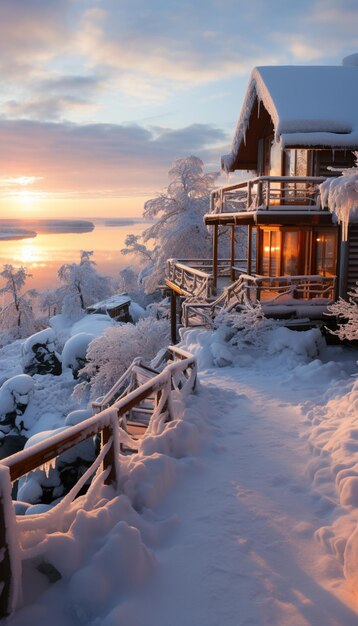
top-left (0, 346), bottom-right (196, 617)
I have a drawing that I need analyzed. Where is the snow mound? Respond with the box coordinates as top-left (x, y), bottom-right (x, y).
top-left (70, 314), bottom-right (115, 337)
top-left (61, 333), bottom-right (95, 375)
top-left (0, 374), bottom-right (34, 418)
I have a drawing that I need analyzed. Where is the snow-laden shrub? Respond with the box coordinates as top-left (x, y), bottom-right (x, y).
top-left (62, 333), bottom-right (95, 379)
top-left (22, 328), bottom-right (62, 376)
top-left (217, 301), bottom-right (279, 349)
top-left (0, 374), bottom-right (34, 437)
top-left (74, 318), bottom-right (169, 400)
top-left (326, 282), bottom-right (358, 341)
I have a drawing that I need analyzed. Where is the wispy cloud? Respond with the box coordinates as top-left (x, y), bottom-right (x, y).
top-left (0, 119), bottom-right (227, 197)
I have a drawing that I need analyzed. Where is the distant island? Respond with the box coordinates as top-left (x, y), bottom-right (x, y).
top-left (0, 229), bottom-right (37, 240)
top-left (0, 219), bottom-right (94, 240)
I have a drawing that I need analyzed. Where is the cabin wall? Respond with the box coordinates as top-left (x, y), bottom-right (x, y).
top-left (346, 224), bottom-right (358, 295)
top-left (314, 150), bottom-right (355, 177)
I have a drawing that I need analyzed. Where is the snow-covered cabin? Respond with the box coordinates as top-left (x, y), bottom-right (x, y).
top-left (86, 294), bottom-right (132, 322)
top-left (166, 61), bottom-right (358, 339)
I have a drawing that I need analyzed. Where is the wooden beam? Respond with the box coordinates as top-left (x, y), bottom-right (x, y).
top-left (170, 290), bottom-right (177, 344)
top-left (230, 225), bottom-right (235, 281)
top-left (212, 224), bottom-right (218, 292)
top-left (247, 224), bottom-right (252, 275)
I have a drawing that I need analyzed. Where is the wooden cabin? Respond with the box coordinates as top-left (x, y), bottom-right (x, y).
top-left (86, 294), bottom-right (132, 322)
top-left (166, 63), bottom-right (358, 340)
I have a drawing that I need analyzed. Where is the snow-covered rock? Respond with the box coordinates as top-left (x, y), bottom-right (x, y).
top-left (61, 333), bottom-right (95, 379)
top-left (0, 374), bottom-right (35, 437)
top-left (22, 328), bottom-right (61, 376)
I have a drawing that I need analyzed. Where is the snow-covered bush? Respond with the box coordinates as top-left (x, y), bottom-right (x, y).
top-left (22, 328), bottom-right (62, 376)
top-left (0, 374), bottom-right (34, 437)
top-left (217, 301), bottom-right (278, 349)
top-left (326, 282), bottom-right (358, 341)
top-left (74, 317), bottom-right (169, 400)
top-left (62, 333), bottom-right (95, 379)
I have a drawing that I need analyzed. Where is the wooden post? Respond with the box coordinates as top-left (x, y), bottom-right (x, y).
top-left (102, 423), bottom-right (117, 486)
top-left (247, 224), bottom-right (252, 275)
top-left (170, 290), bottom-right (177, 344)
top-left (0, 465), bottom-right (21, 618)
top-left (230, 225), bottom-right (235, 282)
top-left (212, 224), bottom-right (218, 293)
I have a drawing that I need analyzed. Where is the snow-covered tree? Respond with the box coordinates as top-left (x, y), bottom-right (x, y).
top-left (74, 317), bottom-right (169, 400)
top-left (327, 283), bottom-right (358, 341)
top-left (0, 264), bottom-right (37, 341)
top-left (121, 156), bottom-right (220, 293)
top-left (116, 266), bottom-right (153, 308)
top-left (39, 288), bottom-right (63, 319)
top-left (58, 250), bottom-right (113, 318)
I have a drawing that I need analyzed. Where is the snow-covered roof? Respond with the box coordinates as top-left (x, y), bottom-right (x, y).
top-left (87, 294), bottom-right (131, 312)
top-left (223, 65), bottom-right (358, 172)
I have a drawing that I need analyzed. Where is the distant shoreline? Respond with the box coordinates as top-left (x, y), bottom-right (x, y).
top-left (0, 229), bottom-right (37, 241)
top-left (0, 217), bottom-right (150, 241)
top-left (0, 219), bottom-right (95, 241)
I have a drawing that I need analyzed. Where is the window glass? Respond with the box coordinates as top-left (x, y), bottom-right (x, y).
top-left (315, 231), bottom-right (336, 276)
top-left (282, 231), bottom-right (299, 275)
top-left (262, 230), bottom-right (270, 274)
top-left (270, 231), bottom-right (281, 275)
top-left (261, 230), bottom-right (280, 276)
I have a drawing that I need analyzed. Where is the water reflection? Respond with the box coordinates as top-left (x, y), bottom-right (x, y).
top-left (0, 221), bottom-right (149, 290)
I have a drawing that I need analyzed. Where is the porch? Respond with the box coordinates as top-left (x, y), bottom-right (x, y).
top-left (165, 175), bottom-right (338, 341)
top-left (165, 258), bottom-right (336, 334)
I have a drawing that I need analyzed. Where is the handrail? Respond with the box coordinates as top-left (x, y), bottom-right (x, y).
top-left (182, 274), bottom-right (336, 328)
top-left (0, 347), bottom-right (197, 617)
top-left (210, 175), bottom-right (331, 214)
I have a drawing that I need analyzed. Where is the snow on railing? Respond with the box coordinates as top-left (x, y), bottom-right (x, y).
top-left (0, 346), bottom-right (196, 618)
top-left (166, 259), bottom-right (247, 298)
top-left (210, 176), bottom-right (328, 214)
top-left (167, 259), bottom-right (214, 298)
top-left (182, 274), bottom-right (336, 327)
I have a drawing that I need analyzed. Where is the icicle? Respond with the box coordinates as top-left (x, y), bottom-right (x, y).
top-left (39, 458), bottom-right (57, 478)
top-left (257, 97), bottom-right (261, 118)
top-left (332, 148), bottom-right (335, 162)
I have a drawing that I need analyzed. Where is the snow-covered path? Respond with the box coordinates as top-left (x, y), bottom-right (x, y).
top-left (7, 335), bottom-right (358, 626)
top-left (135, 367), bottom-right (358, 626)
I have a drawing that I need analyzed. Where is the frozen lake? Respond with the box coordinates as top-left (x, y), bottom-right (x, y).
top-left (0, 218), bottom-right (150, 291)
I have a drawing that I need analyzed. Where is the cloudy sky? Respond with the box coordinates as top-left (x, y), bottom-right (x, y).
top-left (0, 0), bottom-right (357, 218)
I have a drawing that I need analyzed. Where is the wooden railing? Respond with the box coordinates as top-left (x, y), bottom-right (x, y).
top-left (182, 274), bottom-right (336, 327)
top-left (166, 258), bottom-right (247, 298)
top-left (0, 346), bottom-right (196, 617)
top-left (210, 176), bottom-right (328, 214)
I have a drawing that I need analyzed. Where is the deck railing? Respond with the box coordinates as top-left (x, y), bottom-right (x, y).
top-left (0, 346), bottom-right (196, 618)
top-left (210, 176), bottom-right (328, 214)
top-left (166, 258), bottom-right (247, 298)
top-left (182, 274), bottom-right (336, 327)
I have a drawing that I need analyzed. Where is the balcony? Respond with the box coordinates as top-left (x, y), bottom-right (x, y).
top-left (209, 175), bottom-right (328, 216)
